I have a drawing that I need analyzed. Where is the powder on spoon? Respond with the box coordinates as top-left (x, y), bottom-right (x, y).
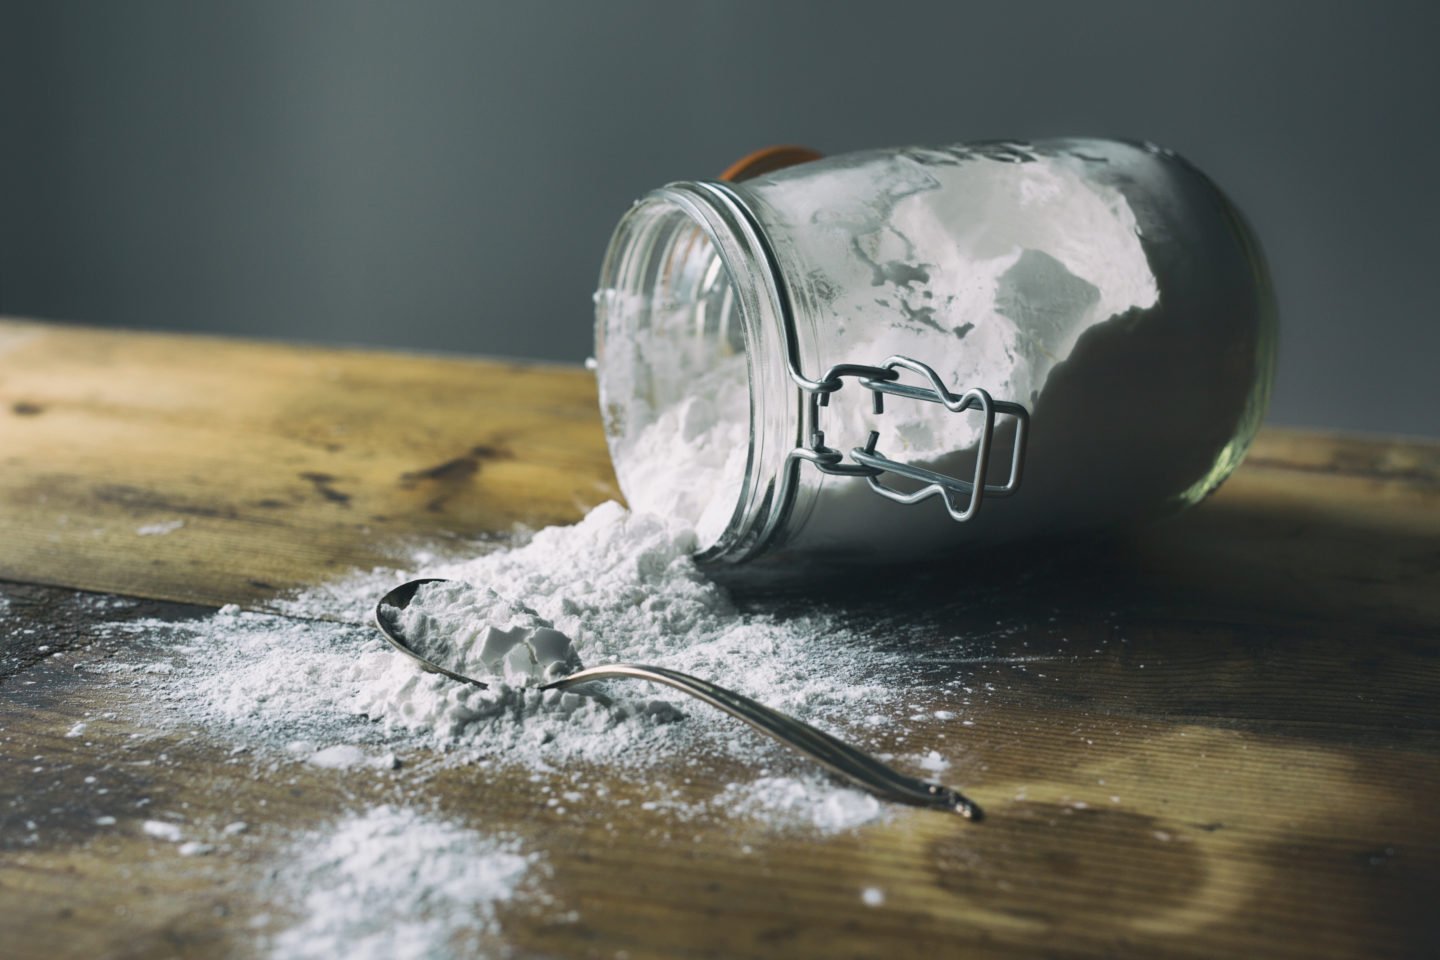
top-left (381, 580), bottom-right (581, 686)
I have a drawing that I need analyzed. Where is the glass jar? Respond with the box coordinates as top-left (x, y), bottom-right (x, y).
top-left (594, 138), bottom-right (1276, 566)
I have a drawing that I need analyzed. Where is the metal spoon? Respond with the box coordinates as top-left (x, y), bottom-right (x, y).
top-left (375, 578), bottom-right (981, 819)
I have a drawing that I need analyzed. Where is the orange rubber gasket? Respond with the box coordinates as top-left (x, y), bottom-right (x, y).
top-left (719, 145), bottom-right (824, 182)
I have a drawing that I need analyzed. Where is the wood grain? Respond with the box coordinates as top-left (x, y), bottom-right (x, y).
top-left (1, 318), bottom-right (1438, 959)
top-left (0, 319), bottom-right (620, 608)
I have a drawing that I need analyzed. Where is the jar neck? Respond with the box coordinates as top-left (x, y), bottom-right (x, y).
top-left (596, 181), bottom-right (809, 564)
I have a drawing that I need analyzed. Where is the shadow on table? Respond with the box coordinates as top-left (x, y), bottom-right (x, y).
top-left (717, 494), bottom-right (1440, 737)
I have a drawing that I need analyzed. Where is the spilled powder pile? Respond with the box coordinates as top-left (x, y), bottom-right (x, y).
top-left (113, 502), bottom-right (923, 830)
top-left (89, 499), bottom-right (975, 958)
top-left (265, 805), bottom-right (538, 960)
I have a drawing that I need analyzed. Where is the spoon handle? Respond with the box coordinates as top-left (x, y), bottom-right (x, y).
top-left (542, 663), bottom-right (980, 819)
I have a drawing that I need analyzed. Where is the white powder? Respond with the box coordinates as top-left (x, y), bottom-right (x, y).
top-left (916, 749), bottom-right (950, 773)
top-left (713, 774), bottom-right (882, 833)
top-left (383, 579), bottom-right (581, 687)
top-left (266, 805), bottom-right (537, 960)
top-left (609, 352), bottom-right (751, 549)
top-left (765, 144), bottom-right (1158, 469)
top-left (142, 819), bottom-right (184, 842)
top-left (299, 743), bottom-right (397, 770)
top-left (135, 519), bottom-right (185, 536)
top-left (110, 501), bottom-right (924, 830)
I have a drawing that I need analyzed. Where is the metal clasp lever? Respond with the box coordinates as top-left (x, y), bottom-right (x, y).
top-left (795, 355), bottom-right (1029, 523)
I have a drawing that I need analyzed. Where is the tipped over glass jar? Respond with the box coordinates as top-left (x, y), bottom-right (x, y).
top-left (594, 138), bottom-right (1276, 566)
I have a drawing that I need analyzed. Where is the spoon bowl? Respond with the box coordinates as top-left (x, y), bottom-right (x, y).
top-left (375, 578), bottom-right (487, 687)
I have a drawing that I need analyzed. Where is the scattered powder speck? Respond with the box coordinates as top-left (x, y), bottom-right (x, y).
top-left (135, 519), bottom-right (185, 536)
top-left (302, 743), bottom-right (370, 768)
top-left (713, 775), bottom-right (884, 833)
top-left (917, 750), bottom-right (951, 773)
top-left (266, 805), bottom-right (537, 960)
top-left (142, 819), bottom-right (184, 842)
top-left (862, 887), bottom-right (885, 907)
top-left (290, 742), bottom-right (398, 770)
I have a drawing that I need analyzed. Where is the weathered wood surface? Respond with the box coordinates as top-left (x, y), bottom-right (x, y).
top-left (1, 318), bottom-right (1438, 959)
top-left (0, 319), bottom-right (620, 609)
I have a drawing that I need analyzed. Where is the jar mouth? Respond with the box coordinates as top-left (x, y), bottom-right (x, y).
top-left (594, 182), bottom-right (798, 562)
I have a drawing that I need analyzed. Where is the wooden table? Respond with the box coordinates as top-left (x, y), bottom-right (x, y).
top-left (2, 318), bottom-right (1437, 959)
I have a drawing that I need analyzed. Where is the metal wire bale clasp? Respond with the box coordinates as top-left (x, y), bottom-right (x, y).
top-left (792, 355), bottom-right (1030, 522)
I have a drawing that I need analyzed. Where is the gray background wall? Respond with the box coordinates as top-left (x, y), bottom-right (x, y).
top-left (1, 0), bottom-right (1436, 437)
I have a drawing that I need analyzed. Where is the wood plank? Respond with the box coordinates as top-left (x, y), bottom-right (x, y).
top-left (0, 319), bottom-right (620, 608)
top-left (1150, 428), bottom-right (1440, 629)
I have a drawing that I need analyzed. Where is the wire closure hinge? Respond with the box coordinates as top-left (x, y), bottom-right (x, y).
top-left (790, 356), bottom-right (1030, 522)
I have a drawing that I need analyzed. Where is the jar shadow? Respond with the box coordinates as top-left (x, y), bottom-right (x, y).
top-left (717, 484), bottom-right (1440, 729)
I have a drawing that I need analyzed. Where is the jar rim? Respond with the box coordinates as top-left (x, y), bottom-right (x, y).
top-left (594, 181), bottom-right (805, 563)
